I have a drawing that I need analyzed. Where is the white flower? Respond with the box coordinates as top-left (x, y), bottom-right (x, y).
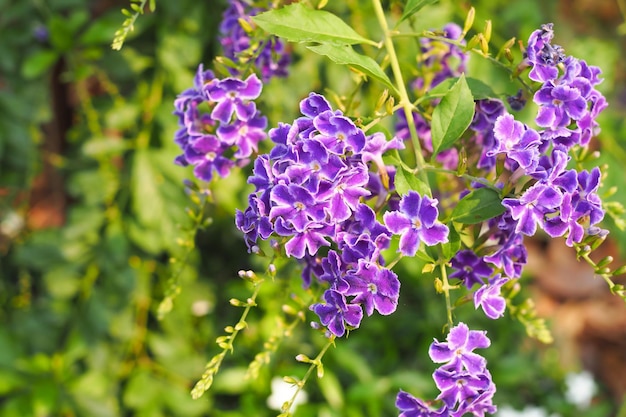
top-left (497, 405), bottom-right (560, 417)
top-left (565, 370), bottom-right (596, 409)
top-left (267, 376), bottom-right (308, 412)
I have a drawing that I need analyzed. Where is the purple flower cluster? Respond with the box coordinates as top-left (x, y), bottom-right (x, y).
top-left (397, 323), bottom-right (496, 417)
top-left (219, 0), bottom-right (291, 82)
top-left (235, 93), bottom-right (413, 337)
top-left (488, 24), bottom-right (607, 246)
top-left (173, 65), bottom-right (267, 182)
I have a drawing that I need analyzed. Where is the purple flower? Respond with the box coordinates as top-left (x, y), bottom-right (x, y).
top-left (235, 194), bottom-right (272, 252)
top-left (335, 203), bottom-right (392, 265)
top-left (319, 250), bottom-right (349, 292)
top-left (449, 250), bottom-right (493, 289)
top-left (384, 191), bottom-right (449, 257)
top-left (316, 166), bottom-right (371, 223)
top-left (344, 260), bottom-right (400, 316)
top-left (483, 229), bottom-right (527, 279)
top-left (184, 135), bottom-right (234, 182)
top-left (488, 114), bottom-right (541, 172)
top-left (207, 74), bottom-right (262, 123)
top-left (396, 390), bottom-right (448, 417)
top-left (429, 322), bottom-right (490, 375)
top-left (313, 111), bottom-right (366, 154)
top-left (269, 183), bottom-right (326, 232)
top-left (502, 182), bottom-right (563, 236)
top-left (526, 23), bottom-right (564, 82)
top-left (433, 369), bottom-right (493, 410)
top-left (311, 289), bottom-right (363, 337)
top-left (473, 275), bottom-right (509, 319)
top-left (217, 111), bottom-right (267, 158)
top-left (534, 83), bottom-right (587, 128)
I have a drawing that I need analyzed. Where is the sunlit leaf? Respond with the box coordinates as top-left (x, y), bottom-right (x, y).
top-left (431, 74), bottom-right (475, 155)
top-left (252, 3), bottom-right (377, 46)
top-left (449, 188), bottom-right (504, 224)
top-left (306, 44), bottom-right (397, 93)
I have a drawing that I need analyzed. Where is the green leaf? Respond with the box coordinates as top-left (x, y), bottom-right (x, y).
top-left (449, 188), bottom-right (505, 224)
top-left (80, 13), bottom-right (122, 45)
top-left (399, 0), bottom-right (439, 24)
top-left (306, 44), bottom-right (397, 93)
top-left (441, 224), bottom-right (461, 261)
top-left (252, 3), bottom-right (377, 46)
top-left (394, 165), bottom-right (430, 196)
top-left (21, 50), bottom-right (58, 79)
top-left (431, 74), bottom-right (475, 156)
top-left (426, 76), bottom-right (497, 101)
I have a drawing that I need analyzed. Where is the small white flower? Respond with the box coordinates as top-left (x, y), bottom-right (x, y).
top-left (267, 376), bottom-right (308, 412)
top-left (497, 405), bottom-right (560, 417)
top-left (565, 370), bottom-right (596, 409)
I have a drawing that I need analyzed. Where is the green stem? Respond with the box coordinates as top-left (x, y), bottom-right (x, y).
top-left (439, 262), bottom-right (454, 329)
top-left (281, 336), bottom-right (335, 416)
top-left (371, 0), bottom-right (430, 191)
top-left (424, 166), bottom-right (502, 193)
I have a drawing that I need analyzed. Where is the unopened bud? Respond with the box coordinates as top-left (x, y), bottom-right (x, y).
top-left (238, 17), bottom-right (254, 33)
top-left (596, 256), bottom-right (614, 269)
top-left (375, 89), bottom-right (389, 112)
top-left (466, 34), bottom-right (480, 51)
top-left (483, 20), bottom-right (492, 43)
top-left (385, 96), bottom-right (395, 115)
top-left (462, 7), bottom-right (475, 37)
top-left (479, 34), bottom-right (489, 55)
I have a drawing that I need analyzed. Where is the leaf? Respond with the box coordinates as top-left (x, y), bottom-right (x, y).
top-left (426, 76), bottom-right (498, 101)
top-left (306, 44), bottom-right (397, 93)
top-left (252, 3), bottom-right (377, 46)
top-left (399, 0), bottom-right (439, 24)
top-left (394, 165), bottom-right (430, 196)
top-left (449, 188), bottom-right (505, 224)
top-left (21, 50), bottom-right (58, 79)
top-left (441, 224), bottom-right (461, 261)
top-left (431, 74), bottom-right (475, 156)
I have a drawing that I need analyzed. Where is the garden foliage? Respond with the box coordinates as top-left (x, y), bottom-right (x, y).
top-left (1, 0), bottom-right (626, 416)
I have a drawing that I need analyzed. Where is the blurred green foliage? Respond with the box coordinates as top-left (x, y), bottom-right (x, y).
top-left (1, 0), bottom-right (625, 416)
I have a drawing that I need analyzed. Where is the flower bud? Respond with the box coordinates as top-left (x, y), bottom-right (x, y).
top-left (462, 7), bottom-right (475, 37)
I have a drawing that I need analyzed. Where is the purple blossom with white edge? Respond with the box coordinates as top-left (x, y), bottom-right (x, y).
top-left (429, 322), bottom-right (490, 375)
top-left (474, 275), bottom-right (510, 319)
top-left (207, 74), bottom-right (262, 123)
top-left (343, 260), bottom-right (400, 316)
top-left (502, 182), bottom-right (563, 236)
top-left (311, 289), bottom-right (363, 338)
top-left (488, 114), bottom-right (542, 172)
top-left (384, 191), bottom-right (449, 257)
